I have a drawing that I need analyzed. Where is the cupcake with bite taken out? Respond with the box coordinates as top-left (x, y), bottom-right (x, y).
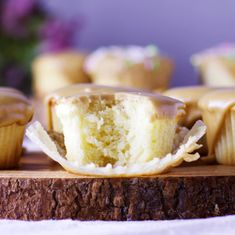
top-left (26, 84), bottom-right (206, 177)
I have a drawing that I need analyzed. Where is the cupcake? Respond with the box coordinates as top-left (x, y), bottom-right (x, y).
top-left (164, 86), bottom-right (214, 157)
top-left (85, 45), bottom-right (173, 91)
top-left (164, 86), bottom-right (213, 128)
top-left (199, 89), bottom-right (235, 165)
top-left (26, 86), bottom-right (206, 176)
top-left (191, 43), bottom-right (235, 86)
top-left (32, 50), bottom-right (91, 98)
top-left (0, 87), bottom-right (33, 168)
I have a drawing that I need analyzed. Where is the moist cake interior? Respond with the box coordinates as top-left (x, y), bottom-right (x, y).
top-left (50, 95), bottom-right (179, 167)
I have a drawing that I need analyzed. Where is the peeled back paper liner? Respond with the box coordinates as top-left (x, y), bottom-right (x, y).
top-left (26, 120), bottom-right (206, 177)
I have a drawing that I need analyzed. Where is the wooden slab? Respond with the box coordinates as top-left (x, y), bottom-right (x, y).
top-left (1, 153), bottom-right (235, 220)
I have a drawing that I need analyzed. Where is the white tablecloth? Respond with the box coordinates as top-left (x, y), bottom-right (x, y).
top-left (1, 216), bottom-right (235, 235)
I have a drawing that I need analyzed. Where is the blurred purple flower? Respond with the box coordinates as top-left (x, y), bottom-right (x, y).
top-left (39, 18), bottom-right (81, 52)
top-left (1, 0), bottom-right (35, 36)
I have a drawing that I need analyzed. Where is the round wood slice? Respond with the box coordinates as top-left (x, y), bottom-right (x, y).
top-left (0, 153), bottom-right (235, 221)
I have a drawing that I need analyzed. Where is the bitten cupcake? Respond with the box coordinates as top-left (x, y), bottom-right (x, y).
top-left (0, 87), bottom-right (33, 168)
top-left (199, 89), bottom-right (235, 165)
top-left (191, 43), bottom-right (235, 86)
top-left (32, 50), bottom-right (91, 98)
top-left (26, 84), bottom-right (206, 177)
top-left (164, 86), bottom-right (213, 128)
top-left (85, 45), bottom-right (173, 91)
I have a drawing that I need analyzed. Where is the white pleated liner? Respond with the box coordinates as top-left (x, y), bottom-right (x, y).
top-left (26, 120), bottom-right (206, 177)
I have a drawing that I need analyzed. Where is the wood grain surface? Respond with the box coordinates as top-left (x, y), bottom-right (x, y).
top-left (0, 153), bottom-right (235, 220)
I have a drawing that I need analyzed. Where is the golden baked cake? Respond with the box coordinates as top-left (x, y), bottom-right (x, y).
top-left (27, 87), bottom-right (206, 176)
top-left (85, 45), bottom-right (173, 91)
top-left (164, 86), bottom-right (213, 128)
top-left (0, 87), bottom-right (33, 168)
top-left (32, 50), bottom-right (91, 98)
top-left (199, 89), bottom-right (235, 165)
top-left (191, 44), bottom-right (235, 86)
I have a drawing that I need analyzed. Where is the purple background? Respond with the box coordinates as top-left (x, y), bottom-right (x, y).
top-left (43, 0), bottom-right (235, 86)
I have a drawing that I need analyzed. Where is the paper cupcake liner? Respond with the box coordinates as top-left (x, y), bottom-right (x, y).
top-left (26, 120), bottom-right (206, 177)
top-left (215, 109), bottom-right (235, 165)
top-left (0, 124), bottom-right (25, 169)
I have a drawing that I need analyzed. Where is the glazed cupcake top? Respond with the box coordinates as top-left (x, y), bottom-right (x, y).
top-left (191, 43), bottom-right (235, 67)
top-left (46, 83), bottom-right (138, 102)
top-left (46, 83), bottom-right (139, 130)
top-left (53, 91), bottom-right (185, 119)
top-left (46, 84), bottom-right (185, 132)
top-left (85, 45), bottom-right (161, 72)
top-left (199, 88), bottom-right (235, 152)
top-left (0, 87), bottom-right (33, 127)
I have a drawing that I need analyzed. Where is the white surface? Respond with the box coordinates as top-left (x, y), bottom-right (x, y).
top-left (1, 216), bottom-right (235, 235)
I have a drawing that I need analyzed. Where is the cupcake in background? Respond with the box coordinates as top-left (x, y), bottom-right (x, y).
top-left (164, 86), bottom-right (213, 157)
top-left (85, 45), bottom-right (173, 91)
top-left (191, 43), bottom-right (235, 86)
top-left (199, 88), bottom-right (235, 165)
top-left (0, 87), bottom-right (33, 169)
top-left (32, 50), bottom-right (91, 98)
top-left (164, 86), bottom-right (213, 128)
top-left (32, 50), bottom-right (91, 125)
